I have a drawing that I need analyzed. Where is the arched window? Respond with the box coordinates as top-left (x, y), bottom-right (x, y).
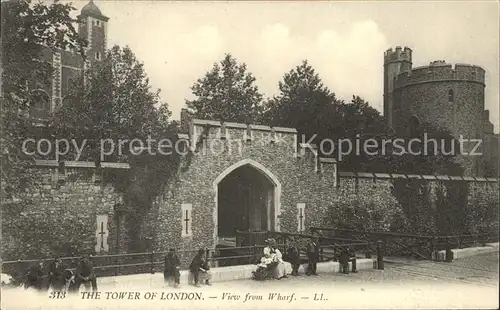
top-left (448, 89), bottom-right (454, 103)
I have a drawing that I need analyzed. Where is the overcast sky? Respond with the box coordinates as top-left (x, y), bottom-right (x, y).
top-left (64, 1), bottom-right (499, 133)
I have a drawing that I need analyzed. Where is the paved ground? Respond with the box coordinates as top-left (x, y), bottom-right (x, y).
top-left (2, 252), bottom-right (498, 310)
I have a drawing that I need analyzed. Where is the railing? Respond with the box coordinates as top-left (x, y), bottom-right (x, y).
top-left (234, 230), bottom-right (384, 266)
top-left (235, 230), bottom-right (268, 247)
top-left (265, 231), bottom-right (384, 269)
top-left (1, 245), bottom-right (266, 286)
top-left (310, 227), bottom-right (499, 262)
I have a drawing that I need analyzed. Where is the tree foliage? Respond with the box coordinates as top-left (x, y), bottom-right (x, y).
top-left (1, 0), bottom-right (86, 200)
top-left (186, 53), bottom-right (263, 123)
top-left (261, 60), bottom-right (462, 175)
top-left (52, 45), bottom-right (172, 163)
top-left (262, 60), bottom-right (337, 139)
top-left (52, 45), bottom-right (181, 212)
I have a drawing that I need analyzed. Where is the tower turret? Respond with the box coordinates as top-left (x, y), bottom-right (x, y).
top-left (383, 46), bottom-right (412, 128)
top-left (77, 0), bottom-right (108, 68)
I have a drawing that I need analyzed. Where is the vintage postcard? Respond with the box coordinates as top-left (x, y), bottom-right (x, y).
top-left (1, 0), bottom-right (499, 309)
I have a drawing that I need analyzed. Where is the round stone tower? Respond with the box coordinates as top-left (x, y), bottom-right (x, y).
top-left (383, 46), bottom-right (413, 129)
top-left (392, 60), bottom-right (486, 175)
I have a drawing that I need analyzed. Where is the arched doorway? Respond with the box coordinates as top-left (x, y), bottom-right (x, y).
top-left (212, 159), bottom-right (281, 246)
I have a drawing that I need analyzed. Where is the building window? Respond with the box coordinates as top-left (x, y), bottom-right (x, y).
top-left (95, 214), bottom-right (109, 253)
top-left (96, 20), bottom-right (100, 27)
top-left (181, 203), bottom-right (193, 238)
top-left (29, 89), bottom-right (51, 111)
top-left (297, 203), bottom-right (306, 232)
top-left (448, 89), bottom-right (454, 103)
top-left (95, 52), bottom-right (101, 60)
top-left (408, 115), bottom-right (420, 137)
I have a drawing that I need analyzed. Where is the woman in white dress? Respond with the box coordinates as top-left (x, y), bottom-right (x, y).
top-left (263, 238), bottom-right (287, 279)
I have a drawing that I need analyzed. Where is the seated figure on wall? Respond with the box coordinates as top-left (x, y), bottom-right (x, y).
top-left (252, 238), bottom-right (287, 281)
top-left (24, 260), bottom-right (45, 291)
top-left (74, 254), bottom-right (98, 292)
top-left (189, 248), bottom-right (212, 287)
top-left (48, 257), bottom-right (65, 292)
top-left (338, 247), bottom-right (358, 274)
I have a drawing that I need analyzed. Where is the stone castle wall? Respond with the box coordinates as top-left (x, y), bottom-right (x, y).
top-left (392, 62), bottom-right (487, 176)
top-left (1, 121), bottom-right (498, 268)
top-left (1, 162), bottom-right (127, 262)
top-left (149, 119), bottom-right (499, 268)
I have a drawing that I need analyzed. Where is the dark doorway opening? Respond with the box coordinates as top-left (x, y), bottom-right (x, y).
top-left (217, 164), bottom-right (275, 240)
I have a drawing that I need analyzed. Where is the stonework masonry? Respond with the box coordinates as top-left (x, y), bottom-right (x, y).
top-left (147, 119), bottom-right (498, 268)
top-left (1, 118), bottom-right (498, 269)
top-left (1, 163), bottom-right (127, 261)
top-left (29, 1), bottom-right (108, 120)
top-left (384, 47), bottom-right (498, 176)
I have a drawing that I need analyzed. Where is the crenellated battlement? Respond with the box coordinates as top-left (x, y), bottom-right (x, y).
top-left (186, 118), bottom-right (298, 146)
top-left (384, 46), bottom-right (412, 64)
top-left (393, 61), bottom-right (485, 89)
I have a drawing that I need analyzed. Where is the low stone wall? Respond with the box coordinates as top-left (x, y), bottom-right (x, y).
top-left (435, 242), bottom-right (499, 261)
top-left (97, 259), bottom-right (377, 288)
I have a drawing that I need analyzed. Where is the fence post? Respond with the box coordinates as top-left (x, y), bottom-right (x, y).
top-left (315, 239), bottom-right (321, 262)
top-left (115, 255), bottom-right (119, 276)
top-left (445, 237), bottom-right (453, 262)
top-left (376, 240), bottom-right (384, 270)
top-left (150, 252), bottom-right (155, 274)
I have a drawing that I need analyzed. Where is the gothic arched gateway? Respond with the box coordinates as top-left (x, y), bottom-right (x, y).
top-left (212, 159), bottom-right (281, 246)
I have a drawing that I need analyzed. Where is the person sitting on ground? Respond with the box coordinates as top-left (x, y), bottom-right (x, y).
top-left (74, 254), bottom-right (97, 292)
top-left (189, 248), bottom-right (212, 287)
top-left (164, 248), bottom-right (181, 288)
top-left (25, 259), bottom-right (45, 291)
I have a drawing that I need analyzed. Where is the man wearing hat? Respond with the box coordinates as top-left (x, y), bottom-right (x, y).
top-left (74, 253), bottom-right (97, 291)
top-left (48, 256), bottom-right (65, 291)
top-left (164, 248), bottom-right (181, 288)
top-left (24, 259), bottom-right (45, 291)
top-left (286, 238), bottom-right (301, 276)
top-left (306, 238), bottom-right (319, 276)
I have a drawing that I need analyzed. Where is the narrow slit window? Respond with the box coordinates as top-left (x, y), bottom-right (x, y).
top-left (448, 89), bottom-right (454, 103)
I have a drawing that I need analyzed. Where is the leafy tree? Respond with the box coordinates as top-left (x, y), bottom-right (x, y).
top-left (52, 45), bottom-right (181, 212)
top-left (262, 61), bottom-right (387, 169)
top-left (186, 53), bottom-right (263, 123)
top-left (263, 60), bottom-right (463, 175)
top-left (52, 45), bottom-right (172, 163)
top-left (262, 60), bottom-right (337, 139)
top-left (1, 0), bottom-right (86, 200)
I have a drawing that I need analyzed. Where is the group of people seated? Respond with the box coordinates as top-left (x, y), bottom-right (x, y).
top-left (253, 237), bottom-right (357, 281)
top-left (163, 248), bottom-right (212, 288)
top-left (14, 254), bottom-right (97, 293)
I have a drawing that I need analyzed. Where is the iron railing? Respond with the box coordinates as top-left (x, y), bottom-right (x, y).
top-left (310, 226), bottom-right (499, 262)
